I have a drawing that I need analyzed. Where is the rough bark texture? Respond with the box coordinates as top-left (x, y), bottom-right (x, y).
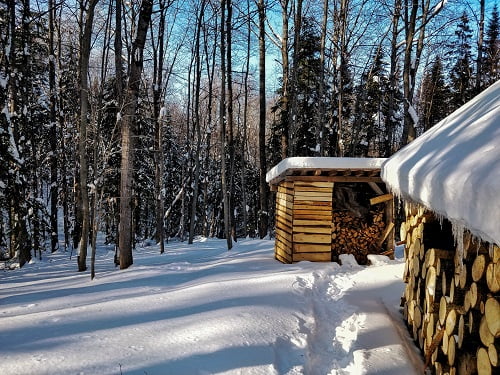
top-left (77, 0), bottom-right (99, 272)
top-left (258, 0), bottom-right (268, 239)
top-left (118, 0), bottom-right (153, 269)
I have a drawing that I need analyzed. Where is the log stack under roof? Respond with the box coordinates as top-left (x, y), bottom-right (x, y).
top-left (401, 202), bottom-right (500, 375)
top-left (268, 158), bottom-right (395, 264)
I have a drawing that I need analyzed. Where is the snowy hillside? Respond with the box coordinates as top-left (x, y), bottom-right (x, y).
top-left (0, 239), bottom-right (421, 375)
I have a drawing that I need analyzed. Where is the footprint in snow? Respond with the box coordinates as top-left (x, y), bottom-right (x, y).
top-left (292, 276), bottom-right (312, 295)
top-left (129, 345), bottom-right (144, 351)
top-left (32, 354), bottom-right (46, 362)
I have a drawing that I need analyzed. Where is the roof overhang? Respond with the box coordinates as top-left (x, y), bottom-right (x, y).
top-left (266, 157), bottom-right (387, 187)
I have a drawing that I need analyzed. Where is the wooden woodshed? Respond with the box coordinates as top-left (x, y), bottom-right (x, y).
top-left (381, 81), bottom-right (500, 374)
top-left (266, 157), bottom-right (395, 264)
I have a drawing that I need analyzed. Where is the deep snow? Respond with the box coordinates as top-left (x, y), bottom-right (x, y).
top-left (0, 238), bottom-right (421, 375)
top-left (382, 80), bottom-right (500, 247)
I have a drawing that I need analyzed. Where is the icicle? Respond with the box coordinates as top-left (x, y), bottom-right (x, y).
top-left (451, 220), bottom-right (465, 265)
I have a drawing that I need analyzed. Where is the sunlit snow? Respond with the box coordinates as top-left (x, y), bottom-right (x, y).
top-left (0, 238), bottom-right (420, 375)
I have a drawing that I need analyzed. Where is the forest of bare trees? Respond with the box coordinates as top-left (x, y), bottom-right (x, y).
top-left (0, 0), bottom-right (498, 273)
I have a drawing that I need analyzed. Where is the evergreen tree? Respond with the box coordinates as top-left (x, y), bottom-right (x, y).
top-left (418, 56), bottom-right (450, 132)
top-left (351, 49), bottom-right (390, 157)
top-left (483, 4), bottom-right (500, 86)
top-left (449, 12), bottom-right (474, 109)
top-left (291, 17), bottom-right (322, 156)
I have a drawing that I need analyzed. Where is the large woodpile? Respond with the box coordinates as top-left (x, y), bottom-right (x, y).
top-left (401, 203), bottom-right (500, 375)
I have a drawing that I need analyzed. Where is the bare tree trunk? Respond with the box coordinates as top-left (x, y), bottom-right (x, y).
top-left (90, 2), bottom-right (113, 279)
top-left (226, 0), bottom-right (236, 242)
top-left (384, 0), bottom-right (401, 156)
top-left (318, 0), bottom-right (328, 156)
top-left (220, 0), bottom-right (232, 250)
top-left (337, 0), bottom-right (349, 157)
top-left (77, 0), bottom-right (98, 272)
top-left (240, 0), bottom-right (252, 238)
top-left (152, 0), bottom-right (167, 252)
top-left (115, 0), bottom-right (123, 107)
top-left (280, 0), bottom-right (290, 159)
top-left (476, 0), bottom-right (485, 93)
top-left (48, 0), bottom-right (58, 253)
top-left (401, 0), bottom-right (442, 145)
top-left (289, 0), bottom-right (303, 156)
top-left (118, 0), bottom-right (153, 269)
top-left (257, 0), bottom-right (268, 239)
top-left (189, 0), bottom-right (207, 244)
top-left (202, 15), bottom-right (217, 237)
top-left (56, 6), bottom-right (70, 252)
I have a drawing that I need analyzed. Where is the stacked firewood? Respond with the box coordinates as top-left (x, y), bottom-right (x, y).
top-left (401, 202), bottom-right (500, 375)
top-left (331, 209), bottom-right (385, 264)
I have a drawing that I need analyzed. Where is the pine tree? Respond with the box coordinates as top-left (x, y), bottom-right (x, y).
top-left (351, 49), bottom-right (390, 157)
top-left (483, 4), bottom-right (500, 86)
top-left (291, 17), bottom-right (322, 156)
top-left (418, 56), bottom-right (450, 132)
top-left (449, 11), bottom-right (474, 109)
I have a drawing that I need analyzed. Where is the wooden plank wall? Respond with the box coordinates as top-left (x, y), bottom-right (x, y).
top-left (275, 181), bottom-right (294, 263)
top-left (291, 181), bottom-right (334, 262)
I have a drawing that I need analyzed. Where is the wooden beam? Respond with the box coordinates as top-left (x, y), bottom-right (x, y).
top-left (368, 182), bottom-right (384, 195)
top-left (286, 175), bottom-right (383, 183)
top-left (377, 222), bottom-right (395, 247)
top-left (370, 193), bottom-right (393, 205)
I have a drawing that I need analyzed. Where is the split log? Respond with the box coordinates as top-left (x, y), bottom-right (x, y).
top-left (470, 282), bottom-right (486, 310)
top-left (491, 245), bottom-right (500, 264)
top-left (448, 334), bottom-right (457, 366)
top-left (486, 262), bottom-right (500, 293)
top-left (484, 297), bottom-right (500, 337)
top-left (457, 314), bottom-right (465, 349)
top-left (468, 310), bottom-right (482, 335)
top-left (477, 346), bottom-right (492, 375)
top-left (440, 296), bottom-right (464, 326)
top-left (445, 308), bottom-right (458, 336)
top-left (487, 342), bottom-right (499, 367)
top-left (479, 316), bottom-right (495, 347)
top-left (472, 254), bottom-right (488, 282)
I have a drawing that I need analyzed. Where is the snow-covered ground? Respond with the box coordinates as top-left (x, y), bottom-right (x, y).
top-left (0, 238), bottom-right (422, 375)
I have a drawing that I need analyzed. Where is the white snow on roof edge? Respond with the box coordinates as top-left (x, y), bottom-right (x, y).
top-left (381, 80), bottom-right (500, 246)
top-left (266, 157), bottom-right (386, 184)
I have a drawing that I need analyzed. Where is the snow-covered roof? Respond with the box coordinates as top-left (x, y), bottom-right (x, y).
top-left (266, 157), bottom-right (386, 185)
top-left (382, 80), bottom-right (500, 246)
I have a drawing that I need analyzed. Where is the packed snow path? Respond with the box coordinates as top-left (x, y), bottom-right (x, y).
top-left (0, 239), bottom-right (421, 374)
